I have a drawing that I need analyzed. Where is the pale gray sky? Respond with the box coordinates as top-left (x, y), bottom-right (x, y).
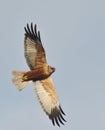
top-left (0, 0), bottom-right (105, 129)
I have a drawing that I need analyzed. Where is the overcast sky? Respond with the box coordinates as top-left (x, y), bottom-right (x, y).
top-left (0, 0), bottom-right (105, 130)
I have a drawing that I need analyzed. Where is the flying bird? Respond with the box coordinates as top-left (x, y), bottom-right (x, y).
top-left (12, 23), bottom-right (66, 126)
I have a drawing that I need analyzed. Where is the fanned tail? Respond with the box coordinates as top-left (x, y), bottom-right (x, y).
top-left (12, 71), bottom-right (30, 91)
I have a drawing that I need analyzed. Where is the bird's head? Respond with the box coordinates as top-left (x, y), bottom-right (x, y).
top-left (48, 65), bottom-right (56, 74)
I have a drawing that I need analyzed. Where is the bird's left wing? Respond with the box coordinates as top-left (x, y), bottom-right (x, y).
top-left (24, 23), bottom-right (47, 70)
top-left (33, 77), bottom-right (66, 127)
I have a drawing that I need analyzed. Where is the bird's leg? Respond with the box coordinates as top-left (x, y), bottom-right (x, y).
top-left (22, 75), bottom-right (29, 81)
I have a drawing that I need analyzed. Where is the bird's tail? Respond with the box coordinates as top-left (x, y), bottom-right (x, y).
top-left (12, 71), bottom-right (30, 91)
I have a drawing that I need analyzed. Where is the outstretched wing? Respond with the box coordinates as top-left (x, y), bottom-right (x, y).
top-left (33, 77), bottom-right (66, 127)
top-left (24, 23), bottom-right (47, 70)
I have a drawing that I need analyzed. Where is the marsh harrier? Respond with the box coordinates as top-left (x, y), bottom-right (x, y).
top-left (12, 23), bottom-right (66, 126)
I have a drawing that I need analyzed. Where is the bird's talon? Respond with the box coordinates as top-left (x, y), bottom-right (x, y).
top-left (22, 75), bottom-right (28, 81)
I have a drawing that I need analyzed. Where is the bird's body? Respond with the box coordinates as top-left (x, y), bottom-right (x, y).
top-left (12, 23), bottom-right (66, 126)
top-left (22, 65), bottom-right (55, 81)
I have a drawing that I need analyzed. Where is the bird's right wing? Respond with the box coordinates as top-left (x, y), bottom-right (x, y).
top-left (33, 77), bottom-right (66, 127)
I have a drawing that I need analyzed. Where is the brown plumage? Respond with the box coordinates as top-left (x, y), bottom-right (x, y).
top-left (12, 23), bottom-right (66, 126)
top-left (22, 65), bottom-right (55, 81)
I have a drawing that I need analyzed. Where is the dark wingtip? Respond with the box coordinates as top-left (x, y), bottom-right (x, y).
top-left (49, 105), bottom-right (66, 127)
top-left (59, 105), bottom-right (66, 115)
top-left (24, 23), bottom-right (41, 42)
top-left (38, 31), bottom-right (42, 43)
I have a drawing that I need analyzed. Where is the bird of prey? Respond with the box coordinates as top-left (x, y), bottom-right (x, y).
top-left (12, 23), bottom-right (66, 126)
